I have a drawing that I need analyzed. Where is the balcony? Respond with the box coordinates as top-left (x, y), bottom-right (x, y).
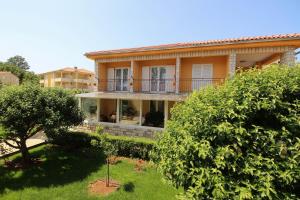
top-left (99, 78), bottom-right (224, 93)
top-left (99, 79), bottom-right (131, 92)
top-left (133, 79), bottom-right (176, 93)
top-left (180, 78), bottom-right (224, 93)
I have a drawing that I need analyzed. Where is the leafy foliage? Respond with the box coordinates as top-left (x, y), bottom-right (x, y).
top-left (0, 84), bottom-right (83, 162)
top-left (6, 55), bottom-right (30, 70)
top-left (154, 65), bottom-right (300, 199)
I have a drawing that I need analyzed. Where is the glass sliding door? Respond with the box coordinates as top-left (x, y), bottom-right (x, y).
top-left (159, 67), bottom-right (166, 92)
top-left (150, 67), bottom-right (158, 92)
top-left (150, 67), bottom-right (166, 92)
top-left (115, 68), bottom-right (129, 91)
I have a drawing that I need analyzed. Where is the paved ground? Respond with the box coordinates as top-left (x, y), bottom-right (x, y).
top-left (0, 132), bottom-right (47, 157)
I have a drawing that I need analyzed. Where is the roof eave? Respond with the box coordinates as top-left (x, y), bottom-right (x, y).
top-left (85, 37), bottom-right (300, 60)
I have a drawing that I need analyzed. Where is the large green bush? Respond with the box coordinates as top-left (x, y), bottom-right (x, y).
top-left (154, 65), bottom-right (300, 199)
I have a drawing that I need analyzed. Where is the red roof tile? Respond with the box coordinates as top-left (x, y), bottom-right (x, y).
top-left (85, 33), bottom-right (300, 56)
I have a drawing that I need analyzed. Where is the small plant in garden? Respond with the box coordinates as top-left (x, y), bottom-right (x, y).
top-left (92, 126), bottom-right (118, 187)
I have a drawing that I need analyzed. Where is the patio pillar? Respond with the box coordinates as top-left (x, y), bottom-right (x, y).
top-left (139, 100), bottom-right (143, 126)
top-left (175, 57), bottom-right (181, 93)
top-left (280, 49), bottom-right (295, 66)
top-left (228, 52), bottom-right (236, 78)
top-left (116, 99), bottom-right (120, 123)
top-left (78, 97), bottom-right (82, 109)
top-left (96, 98), bottom-right (101, 122)
top-left (164, 100), bottom-right (168, 127)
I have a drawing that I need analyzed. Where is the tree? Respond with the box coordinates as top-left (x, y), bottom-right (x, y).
top-left (0, 62), bottom-right (39, 85)
top-left (92, 126), bottom-right (117, 187)
top-left (0, 84), bottom-right (83, 163)
top-left (154, 65), bottom-right (300, 199)
top-left (6, 55), bottom-right (30, 70)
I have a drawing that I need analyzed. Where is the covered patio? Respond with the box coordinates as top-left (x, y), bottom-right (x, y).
top-left (76, 92), bottom-right (184, 129)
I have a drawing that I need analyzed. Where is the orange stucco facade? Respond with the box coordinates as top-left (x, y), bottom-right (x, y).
top-left (97, 56), bottom-right (229, 92)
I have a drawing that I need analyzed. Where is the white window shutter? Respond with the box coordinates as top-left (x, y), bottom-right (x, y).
top-left (166, 66), bottom-right (175, 92)
top-left (201, 64), bottom-right (213, 87)
top-left (107, 68), bottom-right (114, 91)
top-left (192, 64), bottom-right (213, 90)
top-left (142, 66), bottom-right (149, 92)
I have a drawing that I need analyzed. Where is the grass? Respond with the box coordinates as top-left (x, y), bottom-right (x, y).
top-left (0, 145), bottom-right (181, 200)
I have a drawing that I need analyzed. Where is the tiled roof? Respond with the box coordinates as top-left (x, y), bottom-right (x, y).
top-left (39, 67), bottom-right (94, 75)
top-left (85, 33), bottom-right (300, 56)
top-left (60, 67), bottom-right (94, 74)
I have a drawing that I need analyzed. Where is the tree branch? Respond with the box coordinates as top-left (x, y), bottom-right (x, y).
top-left (4, 140), bottom-right (19, 149)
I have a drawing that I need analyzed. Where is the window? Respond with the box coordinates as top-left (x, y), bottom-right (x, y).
top-left (119, 100), bottom-right (140, 125)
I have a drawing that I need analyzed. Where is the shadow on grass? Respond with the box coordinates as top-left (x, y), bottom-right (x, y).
top-left (123, 182), bottom-right (135, 192)
top-left (0, 145), bottom-right (105, 194)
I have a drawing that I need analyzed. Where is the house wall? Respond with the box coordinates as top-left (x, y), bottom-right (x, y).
top-left (180, 56), bottom-right (228, 92)
top-left (97, 57), bottom-right (228, 92)
top-left (100, 99), bottom-right (117, 117)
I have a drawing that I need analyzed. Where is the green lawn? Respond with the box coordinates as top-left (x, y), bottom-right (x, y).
top-left (0, 145), bottom-right (181, 200)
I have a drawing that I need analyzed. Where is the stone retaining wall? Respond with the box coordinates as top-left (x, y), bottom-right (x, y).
top-left (86, 123), bottom-right (163, 139)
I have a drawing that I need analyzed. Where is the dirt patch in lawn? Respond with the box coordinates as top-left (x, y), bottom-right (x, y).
top-left (88, 179), bottom-right (120, 196)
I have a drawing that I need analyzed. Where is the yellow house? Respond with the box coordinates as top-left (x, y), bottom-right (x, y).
top-left (77, 33), bottom-right (300, 137)
top-left (0, 71), bottom-right (19, 86)
top-left (39, 67), bottom-right (96, 91)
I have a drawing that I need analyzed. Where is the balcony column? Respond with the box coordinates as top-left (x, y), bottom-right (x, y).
top-left (95, 61), bottom-right (99, 90)
top-left (130, 60), bottom-right (135, 92)
top-left (280, 49), bottom-right (295, 66)
top-left (175, 57), bottom-right (181, 93)
top-left (228, 52), bottom-right (236, 78)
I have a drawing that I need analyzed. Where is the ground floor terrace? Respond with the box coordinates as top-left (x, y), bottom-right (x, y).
top-left (76, 93), bottom-right (186, 138)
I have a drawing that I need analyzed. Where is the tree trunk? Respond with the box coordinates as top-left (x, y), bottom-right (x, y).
top-left (106, 157), bottom-right (110, 187)
top-left (20, 138), bottom-right (31, 164)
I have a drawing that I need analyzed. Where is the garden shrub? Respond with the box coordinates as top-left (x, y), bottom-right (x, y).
top-left (49, 129), bottom-right (100, 148)
top-left (105, 134), bottom-right (155, 160)
top-left (92, 126), bottom-right (155, 160)
top-left (51, 129), bottom-right (155, 160)
top-left (154, 65), bottom-right (300, 199)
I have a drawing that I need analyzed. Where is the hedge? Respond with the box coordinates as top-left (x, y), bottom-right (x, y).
top-left (49, 130), bottom-right (155, 160)
top-left (105, 134), bottom-right (155, 160)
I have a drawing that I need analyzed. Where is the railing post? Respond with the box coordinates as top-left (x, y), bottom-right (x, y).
top-left (176, 56), bottom-right (181, 93)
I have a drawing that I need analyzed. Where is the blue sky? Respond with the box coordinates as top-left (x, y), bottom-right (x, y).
top-left (0, 0), bottom-right (299, 73)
